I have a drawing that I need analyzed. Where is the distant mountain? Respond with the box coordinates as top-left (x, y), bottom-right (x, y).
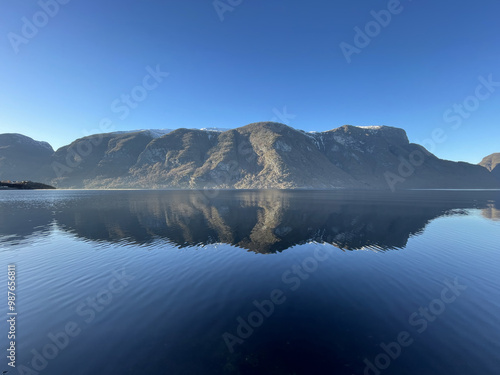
top-left (0, 180), bottom-right (55, 190)
top-left (0, 133), bottom-right (54, 181)
top-left (479, 153), bottom-right (500, 171)
top-left (1, 123), bottom-right (499, 190)
top-left (479, 153), bottom-right (500, 183)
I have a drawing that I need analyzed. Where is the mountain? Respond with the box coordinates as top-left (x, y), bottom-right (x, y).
top-left (1, 123), bottom-right (499, 190)
top-left (50, 130), bottom-right (157, 187)
top-left (0, 181), bottom-right (55, 190)
top-left (0, 133), bottom-right (54, 181)
top-left (479, 152), bottom-right (500, 171)
top-left (479, 153), bottom-right (500, 171)
top-left (479, 153), bottom-right (500, 183)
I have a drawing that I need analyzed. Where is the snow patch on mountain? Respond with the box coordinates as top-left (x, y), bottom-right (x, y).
top-left (200, 127), bottom-right (231, 132)
top-left (356, 126), bottom-right (383, 130)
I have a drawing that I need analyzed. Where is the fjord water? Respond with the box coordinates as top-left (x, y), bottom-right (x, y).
top-left (1, 190), bottom-right (499, 375)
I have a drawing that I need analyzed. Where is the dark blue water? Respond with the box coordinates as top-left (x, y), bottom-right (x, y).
top-left (1, 190), bottom-right (499, 375)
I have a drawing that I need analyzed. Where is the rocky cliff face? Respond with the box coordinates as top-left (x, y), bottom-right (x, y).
top-left (1, 123), bottom-right (499, 190)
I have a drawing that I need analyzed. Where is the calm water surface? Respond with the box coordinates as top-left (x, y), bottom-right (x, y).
top-left (1, 190), bottom-right (499, 375)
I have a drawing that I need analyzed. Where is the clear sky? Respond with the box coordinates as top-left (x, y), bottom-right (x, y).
top-left (1, 0), bottom-right (499, 163)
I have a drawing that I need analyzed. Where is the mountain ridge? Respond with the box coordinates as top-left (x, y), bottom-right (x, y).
top-left (1, 123), bottom-right (498, 190)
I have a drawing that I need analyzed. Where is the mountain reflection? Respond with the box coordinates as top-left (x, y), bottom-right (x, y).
top-left (1, 190), bottom-right (499, 252)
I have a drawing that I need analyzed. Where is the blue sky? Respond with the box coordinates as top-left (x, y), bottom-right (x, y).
top-left (1, 0), bottom-right (499, 163)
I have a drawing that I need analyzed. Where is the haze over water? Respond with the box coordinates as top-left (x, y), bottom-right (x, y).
top-left (1, 190), bottom-right (500, 374)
